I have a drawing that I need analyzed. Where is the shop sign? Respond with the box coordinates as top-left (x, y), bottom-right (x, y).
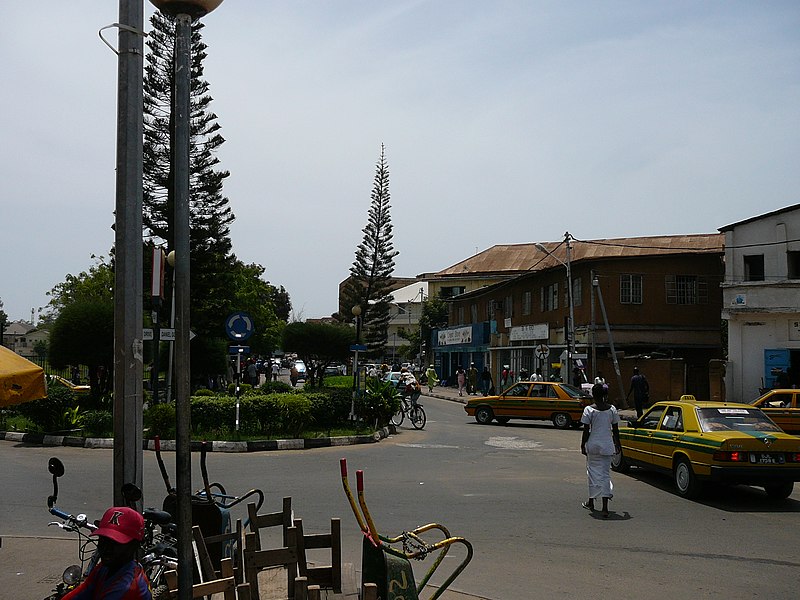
top-left (509, 323), bottom-right (549, 342)
top-left (438, 326), bottom-right (472, 346)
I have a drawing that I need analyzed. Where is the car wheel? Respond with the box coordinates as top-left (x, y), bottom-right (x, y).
top-left (552, 412), bottom-right (571, 429)
top-left (475, 406), bottom-right (494, 425)
top-left (673, 457), bottom-right (701, 499)
top-left (611, 449), bottom-right (630, 473)
top-left (764, 481), bottom-right (794, 500)
top-left (495, 417), bottom-right (510, 425)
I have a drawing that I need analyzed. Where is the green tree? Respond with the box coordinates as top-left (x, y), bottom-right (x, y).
top-left (338, 145), bottom-right (398, 357)
top-left (142, 12), bottom-right (236, 345)
top-left (282, 322), bottom-right (354, 388)
top-left (49, 299), bottom-right (114, 401)
top-left (43, 256), bottom-right (114, 321)
top-left (229, 261), bottom-right (286, 356)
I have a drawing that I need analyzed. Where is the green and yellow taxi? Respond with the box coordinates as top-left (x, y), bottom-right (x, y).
top-left (749, 389), bottom-right (800, 434)
top-left (464, 381), bottom-right (592, 429)
top-left (612, 397), bottom-right (800, 499)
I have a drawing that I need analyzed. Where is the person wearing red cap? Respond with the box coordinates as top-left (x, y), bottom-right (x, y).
top-left (62, 507), bottom-right (152, 599)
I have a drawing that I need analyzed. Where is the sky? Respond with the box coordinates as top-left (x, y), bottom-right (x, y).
top-left (2, 1), bottom-right (799, 324)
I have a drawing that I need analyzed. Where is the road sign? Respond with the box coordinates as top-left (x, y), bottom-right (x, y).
top-left (229, 345), bottom-right (250, 355)
top-left (572, 352), bottom-right (588, 359)
top-left (143, 328), bottom-right (176, 341)
top-left (350, 344), bottom-right (367, 352)
top-left (225, 312), bottom-right (255, 341)
top-left (535, 344), bottom-right (549, 359)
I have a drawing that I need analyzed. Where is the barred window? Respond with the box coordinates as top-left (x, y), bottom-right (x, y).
top-left (542, 283), bottom-right (558, 311)
top-left (665, 275), bottom-right (708, 305)
top-left (573, 277), bottom-right (582, 307)
top-left (522, 291), bottom-right (532, 316)
top-left (470, 303), bottom-right (478, 323)
top-left (620, 274), bottom-right (643, 304)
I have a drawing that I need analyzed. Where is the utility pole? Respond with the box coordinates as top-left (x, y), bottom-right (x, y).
top-left (564, 231), bottom-right (576, 386)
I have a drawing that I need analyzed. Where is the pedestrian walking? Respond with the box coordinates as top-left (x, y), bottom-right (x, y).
top-left (518, 366), bottom-right (529, 381)
top-left (626, 366), bottom-right (650, 417)
top-left (456, 366), bottom-right (466, 397)
top-left (467, 363), bottom-right (479, 395)
top-left (531, 368), bottom-right (544, 382)
top-left (480, 366), bottom-right (493, 396)
top-left (290, 364), bottom-right (299, 387)
top-left (424, 364), bottom-right (439, 393)
top-left (501, 365), bottom-right (509, 389)
top-left (581, 383), bottom-right (622, 518)
top-left (271, 361), bottom-right (280, 382)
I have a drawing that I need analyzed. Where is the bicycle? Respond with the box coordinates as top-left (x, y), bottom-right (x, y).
top-left (390, 390), bottom-right (427, 429)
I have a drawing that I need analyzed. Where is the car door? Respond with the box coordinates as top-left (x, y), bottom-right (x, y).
top-left (498, 383), bottom-right (532, 418)
top-left (650, 406), bottom-right (684, 470)
top-left (625, 406), bottom-right (665, 464)
top-left (755, 392), bottom-right (797, 433)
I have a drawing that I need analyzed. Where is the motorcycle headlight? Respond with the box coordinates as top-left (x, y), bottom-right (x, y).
top-left (62, 565), bottom-right (82, 585)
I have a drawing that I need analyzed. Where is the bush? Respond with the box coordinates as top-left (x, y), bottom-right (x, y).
top-left (240, 394), bottom-right (282, 436)
top-left (317, 375), bottom-right (352, 388)
top-left (16, 386), bottom-right (77, 433)
top-left (357, 379), bottom-right (400, 428)
top-left (191, 396), bottom-right (236, 435)
top-left (82, 410), bottom-right (113, 437)
top-left (306, 389), bottom-right (352, 430)
top-left (227, 382), bottom-right (253, 396)
top-left (193, 388), bottom-right (216, 397)
top-left (279, 395), bottom-right (314, 438)
top-left (255, 380), bottom-right (293, 395)
top-left (145, 403), bottom-right (176, 439)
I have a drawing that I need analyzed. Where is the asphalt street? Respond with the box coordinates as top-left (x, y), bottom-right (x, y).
top-left (2, 386), bottom-right (799, 599)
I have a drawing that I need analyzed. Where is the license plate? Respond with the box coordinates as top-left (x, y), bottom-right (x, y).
top-left (749, 453), bottom-right (785, 464)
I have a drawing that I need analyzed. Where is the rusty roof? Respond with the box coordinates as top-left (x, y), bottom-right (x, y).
top-left (433, 233), bottom-right (723, 277)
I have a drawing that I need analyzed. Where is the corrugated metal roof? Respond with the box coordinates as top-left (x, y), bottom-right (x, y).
top-left (435, 234), bottom-right (723, 277)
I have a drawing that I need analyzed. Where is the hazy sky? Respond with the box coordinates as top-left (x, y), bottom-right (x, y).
top-left (2, 1), bottom-right (798, 324)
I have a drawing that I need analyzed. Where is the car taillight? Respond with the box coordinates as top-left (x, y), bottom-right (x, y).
top-left (713, 451), bottom-right (748, 462)
top-left (786, 453), bottom-right (800, 463)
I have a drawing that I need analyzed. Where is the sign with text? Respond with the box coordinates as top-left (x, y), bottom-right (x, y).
top-left (509, 323), bottom-right (549, 342)
top-left (437, 326), bottom-right (472, 346)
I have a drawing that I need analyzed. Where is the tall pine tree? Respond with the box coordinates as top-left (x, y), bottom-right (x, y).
top-left (340, 145), bottom-right (398, 356)
top-left (142, 11), bottom-right (235, 342)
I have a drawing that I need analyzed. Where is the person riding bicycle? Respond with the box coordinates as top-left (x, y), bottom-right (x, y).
top-left (398, 368), bottom-right (421, 406)
top-left (63, 507), bottom-right (152, 600)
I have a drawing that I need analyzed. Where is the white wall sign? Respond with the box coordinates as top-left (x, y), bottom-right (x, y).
top-left (509, 323), bottom-right (549, 342)
top-left (438, 326), bottom-right (473, 346)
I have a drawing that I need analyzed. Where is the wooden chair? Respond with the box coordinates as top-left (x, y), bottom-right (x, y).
top-left (247, 497), bottom-right (293, 551)
top-left (293, 518), bottom-right (342, 593)
top-left (203, 518), bottom-right (244, 583)
top-left (243, 527), bottom-right (300, 600)
top-left (163, 556), bottom-right (252, 599)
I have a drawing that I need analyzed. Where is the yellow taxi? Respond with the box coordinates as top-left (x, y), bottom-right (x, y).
top-left (612, 397), bottom-right (800, 499)
top-left (464, 381), bottom-right (592, 429)
top-left (749, 389), bottom-right (800, 434)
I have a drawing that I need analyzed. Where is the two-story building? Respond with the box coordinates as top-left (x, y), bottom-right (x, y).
top-left (720, 203), bottom-right (800, 401)
top-left (431, 234), bottom-right (725, 404)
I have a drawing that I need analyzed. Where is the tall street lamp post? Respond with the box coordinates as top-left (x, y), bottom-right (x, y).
top-left (148, 2), bottom-right (223, 597)
top-left (535, 232), bottom-right (576, 384)
top-left (350, 305), bottom-right (362, 419)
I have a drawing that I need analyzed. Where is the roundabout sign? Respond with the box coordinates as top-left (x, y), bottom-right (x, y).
top-left (225, 312), bottom-right (255, 341)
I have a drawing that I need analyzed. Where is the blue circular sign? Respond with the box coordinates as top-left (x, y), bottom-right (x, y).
top-left (225, 312), bottom-right (255, 341)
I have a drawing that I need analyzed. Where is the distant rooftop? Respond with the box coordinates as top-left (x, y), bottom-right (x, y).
top-left (432, 233), bottom-right (724, 277)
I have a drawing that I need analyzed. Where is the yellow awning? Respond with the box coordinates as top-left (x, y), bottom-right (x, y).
top-left (0, 346), bottom-right (47, 407)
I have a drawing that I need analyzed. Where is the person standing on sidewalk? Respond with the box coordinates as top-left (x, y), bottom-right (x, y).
top-left (467, 363), bottom-right (479, 395)
top-left (626, 366), bottom-right (650, 417)
top-left (424, 364), bottom-right (439, 393)
top-left (456, 366), bottom-right (467, 397)
top-left (480, 366), bottom-right (493, 396)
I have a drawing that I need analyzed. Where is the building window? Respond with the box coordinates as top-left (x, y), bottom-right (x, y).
top-left (522, 291), bottom-right (532, 316)
top-left (788, 251), bottom-right (800, 279)
top-left (470, 303), bottom-right (478, 323)
top-left (505, 295), bottom-right (513, 318)
top-left (572, 277), bottom-right (582, 307)
top-left (666, 275), bottom-right (708, 305)
top-left (743, 254), bottom-right (765, 281)
top-left (620, 274), bottom-right (642, 304)
top-left (457, 306), bottom-right (465, 323)
top-left (541, 283), bottom-right (558, 311)
top-left (440, 286), bottom-right (466, 298)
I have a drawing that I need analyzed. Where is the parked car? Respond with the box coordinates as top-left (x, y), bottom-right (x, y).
top-left (293, 360), bottom-right (307, 380)
top-left (749, 389), bottom-right (800, 434)
top-left (464, 381), bottom-right (592, 429)
top-left (612, 397), bottom-right (800, 499)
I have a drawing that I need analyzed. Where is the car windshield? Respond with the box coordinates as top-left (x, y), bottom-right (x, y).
top-left (696, 407), bottom-right (782, 433)
top-left (559, 383), bottom-right (592, 399)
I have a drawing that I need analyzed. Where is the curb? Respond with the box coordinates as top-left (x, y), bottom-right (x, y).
top-left (0, 425), bottom-right (397, 453)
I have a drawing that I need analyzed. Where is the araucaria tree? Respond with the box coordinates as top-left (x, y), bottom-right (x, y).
top-left (340, 145), bottom-right (398, 356)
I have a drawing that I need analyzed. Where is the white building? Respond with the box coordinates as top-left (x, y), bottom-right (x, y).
top-left (386, 282), bottom-right (428, 366)
top-left (720, 203), bottom-right (800, 400)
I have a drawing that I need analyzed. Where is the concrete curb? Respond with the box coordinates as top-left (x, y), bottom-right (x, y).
top-left (0, 425), bottom-right (397, 453)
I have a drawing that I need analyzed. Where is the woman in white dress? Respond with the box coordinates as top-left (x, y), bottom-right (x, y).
top-left (580, 383), bottom-right (622, 517)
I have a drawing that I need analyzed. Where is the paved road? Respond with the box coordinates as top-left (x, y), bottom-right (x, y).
top-left (2, 390), bottom-right (800, 599)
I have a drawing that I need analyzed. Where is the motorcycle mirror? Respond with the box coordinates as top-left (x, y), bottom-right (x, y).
top-left (48, 457), bottom-right (65, 478)
top-left (121, 482), bottom-right (142, 504)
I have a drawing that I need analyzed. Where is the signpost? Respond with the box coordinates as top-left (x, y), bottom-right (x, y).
top-left (226, 313), bottom-right (254, 432)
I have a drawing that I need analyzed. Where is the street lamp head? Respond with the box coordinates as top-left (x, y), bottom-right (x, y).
top-left (166, 250), bottom-right (176, 267)
top-left (150, 0), bottom-right (223, 18)
top-left (351, 305), bottom-right (362, 317)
